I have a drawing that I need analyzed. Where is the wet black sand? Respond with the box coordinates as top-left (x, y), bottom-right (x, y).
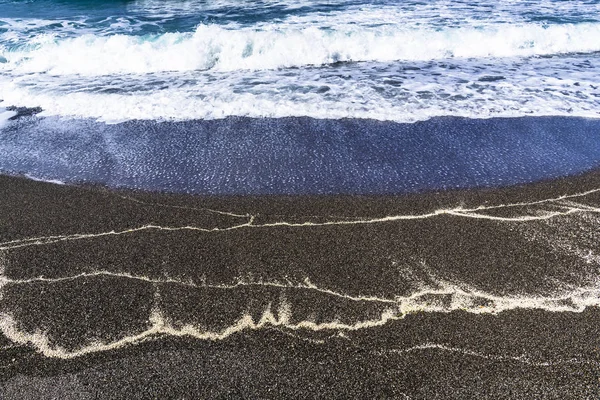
top-left (1, 172), bottom-right (600, 398)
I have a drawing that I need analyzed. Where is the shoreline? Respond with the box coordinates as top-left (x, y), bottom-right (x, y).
top-left (3, 161), bottom-right (600, 233)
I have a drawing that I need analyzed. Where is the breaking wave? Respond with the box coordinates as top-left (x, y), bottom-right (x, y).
top-left (3, 22), bottom-right (600, 75)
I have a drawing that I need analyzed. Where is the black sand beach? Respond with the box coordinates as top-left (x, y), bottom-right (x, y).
top-left (1, 170), bottom-right (599, 398)
top-left (2, 0), bottom-right (600, 395)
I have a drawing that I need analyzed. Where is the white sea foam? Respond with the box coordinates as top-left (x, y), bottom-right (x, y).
top-left (2, 41), bottom-right (599, 123)
top-left (0, 108), bottom-right (16, 129)
top-left (384, 343), bottom-right (600, 367)
top-left (22, 174), bottom-right (65, 185)
top-left (3, 22), bottom-right (600, 76)
top-left (2, 185), bottom-right (600, 251)
top-left (1, 242), bottom-right (599, 359)
top-left (1, 1), bottom-right (599, 122)
top-left (2, 72), bottom-right (599, 123)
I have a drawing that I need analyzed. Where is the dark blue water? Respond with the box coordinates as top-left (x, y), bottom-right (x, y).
top-left (1, 116), bottom-right (599, 195)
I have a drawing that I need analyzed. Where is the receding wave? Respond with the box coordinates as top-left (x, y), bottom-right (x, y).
top-left (3, 22), bottom-right (600, 75)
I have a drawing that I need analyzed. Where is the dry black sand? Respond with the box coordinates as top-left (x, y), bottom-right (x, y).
top-left (1, 172), bottom-right (600, 398)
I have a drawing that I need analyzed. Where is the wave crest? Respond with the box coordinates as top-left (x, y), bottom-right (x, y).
top-left (3, 22), bottom-right (600, 75)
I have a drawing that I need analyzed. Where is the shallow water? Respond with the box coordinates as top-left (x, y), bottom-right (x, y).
top-left (0, 116), bottom-right (599, 195)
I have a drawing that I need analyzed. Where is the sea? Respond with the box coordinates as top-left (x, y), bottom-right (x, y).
top-left (2, 0), bottom-right (600, 123)
top-left (1, 0), bottom-right (600, 194)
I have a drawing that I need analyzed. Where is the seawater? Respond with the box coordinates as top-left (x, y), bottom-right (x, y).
top-left (1, 0), bottom-right (600, 122)
top-left (1, 116), bottom-right (600, 194)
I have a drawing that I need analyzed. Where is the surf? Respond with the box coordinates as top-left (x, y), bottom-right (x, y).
top-left (3, 22), bottom-right (600, 76)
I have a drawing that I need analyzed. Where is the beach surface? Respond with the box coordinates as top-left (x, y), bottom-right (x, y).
top-left (3, 0), bottom-right (600, 396)
top-left (1, 170), bottom-right (599, 398)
